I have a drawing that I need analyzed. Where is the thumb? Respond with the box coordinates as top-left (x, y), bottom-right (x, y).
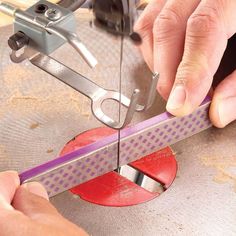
top-left (12, 182), bottom-right (59, 218)
top-left (12, 183), bottom-right (89, 236)
top-left (166, 1), bottom-right (236, 116)
top-left (22, 182), bottom-right (49, 200)
top-left (210, 70), bottom-right (236, 128)
top-left (0, 171), bottom-right (19, 210)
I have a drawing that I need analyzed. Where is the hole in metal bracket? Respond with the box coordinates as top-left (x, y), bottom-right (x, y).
top-left (35, 4), bottom-right (48, 14)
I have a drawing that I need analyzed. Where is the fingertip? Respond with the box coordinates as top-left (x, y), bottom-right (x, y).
top-left (166, 84), bottom-right (195, 116)
top-left (0, 171), bottom-right (20, 187)
top-left (0, 171), bottom-right (20, 208)
top-left (210, 96), bottom-right (236, 128)
top-left (209, 97), bottom-right (223, 128)
top-left (21, 182), bottom-right (49, 200)
top-left (157, 83), bottom-right (171, 101)
top-left (166, 101), bottom-right (194, 117)
top-left (13, 184), bottom-right (58, 218)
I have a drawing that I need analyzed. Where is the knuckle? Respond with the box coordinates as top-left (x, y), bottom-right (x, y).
top-left (187, 7), bottom-right (221, 36)
top-left (176, 60), bottom-right (206, 87)
top-left (134, 14), bottom-right (153, 35)
top-left (153, 8), bottom-right (183, 43)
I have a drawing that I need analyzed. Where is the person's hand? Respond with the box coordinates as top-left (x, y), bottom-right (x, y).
top-left (135, 0), bottom-right (236, 128)
top-left (0, 171), bottom-right (88, 236)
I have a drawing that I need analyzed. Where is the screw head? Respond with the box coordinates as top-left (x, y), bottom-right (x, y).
top-left (45, 8), bottom-right (62, 21)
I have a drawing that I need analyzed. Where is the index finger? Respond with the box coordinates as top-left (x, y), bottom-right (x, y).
top-left (166, 0), bottom-right (236, 116)
top-left (134, 0), bottom-right (166, 70)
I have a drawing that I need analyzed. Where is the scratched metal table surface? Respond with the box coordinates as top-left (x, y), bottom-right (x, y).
top-left (0, 10), bottom-right (236, 236)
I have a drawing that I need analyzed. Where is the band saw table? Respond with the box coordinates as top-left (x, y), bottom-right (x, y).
top-left (0, 9), bottom-right (236, 236)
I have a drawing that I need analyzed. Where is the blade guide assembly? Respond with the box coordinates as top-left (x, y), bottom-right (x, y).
top-left (20, 99), bottom-right (211, 197)
top-left (0, 0), bottom-right (157, 129)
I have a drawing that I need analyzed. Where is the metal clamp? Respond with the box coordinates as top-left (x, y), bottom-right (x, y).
top-left (0, 1), bottom-right (97, 68)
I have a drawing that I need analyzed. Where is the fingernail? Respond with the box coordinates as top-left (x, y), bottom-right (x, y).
top-left (218, 97), bottom-right (236, 127)
top-left (23, 182), bottom-right (49, 200)
top-left (166, 85), bottom-right (186, 111)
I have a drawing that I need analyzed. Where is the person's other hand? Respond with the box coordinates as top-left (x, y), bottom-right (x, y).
top-left (135, 0), bottom-right (236, 128)
top-left (0, 171), bottom-right (88, 236)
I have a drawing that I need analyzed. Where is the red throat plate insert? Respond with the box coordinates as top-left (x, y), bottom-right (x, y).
top-left (60, 127), bottom-right (177, 207)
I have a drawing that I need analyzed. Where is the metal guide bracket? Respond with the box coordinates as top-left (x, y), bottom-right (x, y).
top-left (0, 0), bottom-right (158, 129)
top-left (9, 44), bottom-right (158, 129)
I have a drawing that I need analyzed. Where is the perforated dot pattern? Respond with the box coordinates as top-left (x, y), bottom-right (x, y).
top-left (119, 102), bottom-right (211, 166)
top-left (30, 144), bottom-right (118, 197)
top-left (25, 101), bottom-right (211, 197)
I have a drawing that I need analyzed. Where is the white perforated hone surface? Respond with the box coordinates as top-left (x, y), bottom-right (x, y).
top-left (119, 102), bottom-right (211, 166)
top-left (28, 142), bottom-right (119, 197)
top-left (23, 100), bottom-right (211, 197)
top-left (25, 143), bottom-right (119, 197)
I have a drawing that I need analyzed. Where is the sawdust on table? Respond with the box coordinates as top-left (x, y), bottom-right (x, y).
top-left (1, 62), bottom-right (91, 120)
top-left (201, 156), bottom-right (236, 192)
top-left (3, 64), bottom-right (33, 85)
top-left (47, 149), bottom-right (54, 154)
top-left (30, 122), bottom-right (40, 129)
top-left (6, 90), bottom-right (91, 117)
